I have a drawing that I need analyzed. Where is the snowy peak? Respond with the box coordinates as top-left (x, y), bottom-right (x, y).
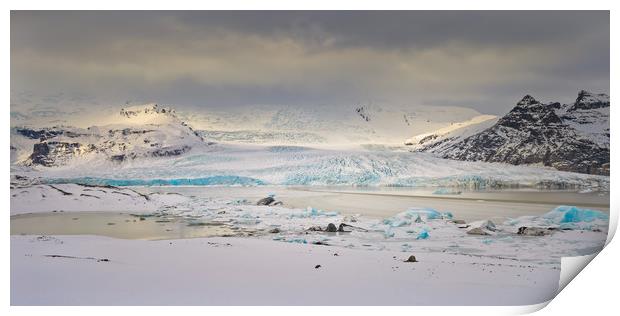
top-left (113, 103), bottom-right (181, 126)
top-left (120, 103), bottom-right (175, 118)
top-left (516, 95), bottom-right (539, 107)
top-left (570, 90), bottom-right (610, 111)
top-left (497, 95), bottom-right (563, 129)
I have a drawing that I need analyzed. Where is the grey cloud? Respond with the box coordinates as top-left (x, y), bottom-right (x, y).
top-left (10, 11), bottom-right (609, 115)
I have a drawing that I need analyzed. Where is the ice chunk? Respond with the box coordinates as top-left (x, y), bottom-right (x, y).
top-left (287, 238), bottom-right (308, 244)
top-left (289, 207), bottom-right (339, 218)
top-left (416, 229), bottom-right (430, 240)
top-left (401, 207), bottom-right (443, 220)
top-left (468, 220), bottom-right (496, 231)
top-left (383, 207), bottom-right (452, 227)
top-left (543, 205), bottom-right (608, 224)
top-left (432, 188), bottom-right (462, 195)
top-left (383, 218), bottom-right (411, 227)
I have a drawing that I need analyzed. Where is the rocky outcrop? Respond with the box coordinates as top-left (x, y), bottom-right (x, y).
top-left (28, 142), bottom-right (92, 167)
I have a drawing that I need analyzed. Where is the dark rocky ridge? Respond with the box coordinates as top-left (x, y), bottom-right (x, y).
top-left (413, 91), bottom-right (610, 175)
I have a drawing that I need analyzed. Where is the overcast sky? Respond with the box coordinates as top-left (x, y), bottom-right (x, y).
top-left (11, 11), bottom-right (609, 114)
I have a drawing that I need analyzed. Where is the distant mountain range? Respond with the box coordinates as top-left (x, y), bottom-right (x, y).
top-left (406, 91), bottom-right (610, 175)
top-left (10, 91), bottom-right (610, 176)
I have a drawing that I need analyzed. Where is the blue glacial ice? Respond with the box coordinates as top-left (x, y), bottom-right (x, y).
top-left (400, 207), bottom-right (453, 220)
top-left (506, 206), bottom-right (609, 231)
top-left (382, 207), bottom-right (452, 229)
top-left (383, 218), bottom-right (411, 227)
top-left (432, 188), bottom-right (462, 195)
top-left (416, 229), bottom-right (430, 240)
top-left (543, 205), bottom-right (609, 224)
top-left (45, 176), bottom-right (266, 186)
top-left (288, 207), bottom-right (339, 219)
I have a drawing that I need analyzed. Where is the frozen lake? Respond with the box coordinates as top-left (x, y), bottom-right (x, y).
top-left (135, 186), bottom-right (609, 222)
top-left (11, 185), bottom-right (609, 240)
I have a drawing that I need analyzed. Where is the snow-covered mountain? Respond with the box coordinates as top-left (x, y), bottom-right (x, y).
top-left (11, 104), bottom-right (210, 167)
top-left (408, 91), bottom-right (610, 175)
top-left (178, 103), bottom-right (484, 145)
top-left (11, 91), bottom-right (489, 146)
top-left (10, 102), bottom-right (610, 189)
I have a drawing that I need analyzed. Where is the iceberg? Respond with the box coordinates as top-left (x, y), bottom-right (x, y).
top-left (383, 218), bottom-right (411, 227)
top-left (288, 207), bottom-right (339, 219)
top-left (432, 188), bottom-right (462, 195)
top-left (400, 207), bottom-right (453, 220)
top-left (543, 206), bottom-right (608, 224)
top-left (384, 228), bottom-right (395, 238)
top-left (505, 206), bottom-right (608, 232)
top-left (416, 229), bottom-right (430, 240)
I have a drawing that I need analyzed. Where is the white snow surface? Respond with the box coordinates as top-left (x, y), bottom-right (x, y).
top-left (11, 235), bottom-right (561, 305)
top-left (10, 183), bottom-right (608, 305)
top-left (405, 114), bottom-right (498, 150)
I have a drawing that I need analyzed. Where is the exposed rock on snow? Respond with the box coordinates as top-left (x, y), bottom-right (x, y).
top-left (466, 227), bottom-right (491, 236)
top-left (517, 227), bottom-right (554, 236)
top-left (408, 91), bottom-right (610, 175)
top-left (326, 223), bottom-right (338, 232)
top-left (466, 220), bottom-right (497, 235)
top-left (256, 196), bottom-right (275, 206)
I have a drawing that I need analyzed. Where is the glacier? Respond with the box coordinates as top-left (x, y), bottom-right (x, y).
top-left (44, 175), bottom-right (266, 186)
top-left (15, 144), bottom-right (610, 190)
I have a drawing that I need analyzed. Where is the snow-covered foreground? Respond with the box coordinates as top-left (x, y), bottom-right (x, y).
top-left (10, 182), bottom-right (609, 305)
top-left (11, 235), bottom-right (560, 306)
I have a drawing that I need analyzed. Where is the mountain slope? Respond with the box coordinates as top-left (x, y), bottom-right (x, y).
top-left (404, 115), bottom-right (498, 151)
top-left (11, 104), bottom-right (210, 167)
top-left (408, 91), bottom-right (610, 175)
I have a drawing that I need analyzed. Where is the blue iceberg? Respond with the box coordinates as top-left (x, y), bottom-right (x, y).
top-left (416, 229), bottom-right (430, 240)
top-left (383, 218), bottom-right (411, 227)
top-left (401, 207), bottom-right (453, 220)
top-left (543, 206), bottom-right (608, 224)
top-left (289, 207), bottom-right (339, 219)
top-left (45, 176), bottom-right (266, 186)
top-left (432, 188), bottom-right (462, 195)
